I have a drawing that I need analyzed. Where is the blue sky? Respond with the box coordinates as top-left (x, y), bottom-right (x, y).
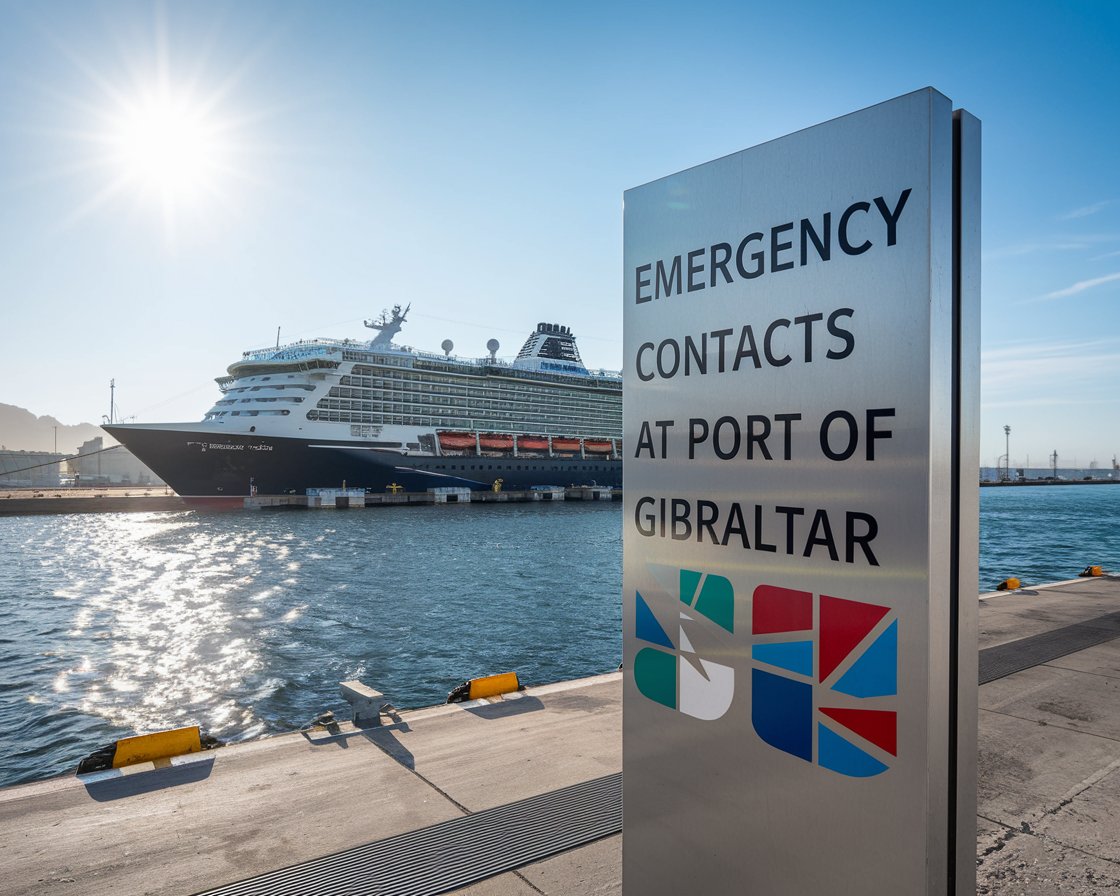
top-left (1, 0), bottom-right (1117, 469)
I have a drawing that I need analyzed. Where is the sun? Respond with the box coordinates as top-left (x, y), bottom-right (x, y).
top-left (108, 85), bottom-right (227, 208)
top-left (26, 12), bottom-right (263, 246)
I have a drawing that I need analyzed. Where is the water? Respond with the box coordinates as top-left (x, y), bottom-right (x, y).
top-left (2, 485), bottom-right (1118, 788)
top-left (0, 503), bottom-right (622, 787)
top-left (979, 485), bottom-right (1120, 588)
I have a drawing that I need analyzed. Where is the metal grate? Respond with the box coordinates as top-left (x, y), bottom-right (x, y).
top-left (979, 610), bottom-right (1120, 684)
top-left (195, 772), bottom-right (622, 896)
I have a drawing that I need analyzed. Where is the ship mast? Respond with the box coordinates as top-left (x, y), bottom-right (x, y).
top-left (364, 303), bottom-right (410, 348)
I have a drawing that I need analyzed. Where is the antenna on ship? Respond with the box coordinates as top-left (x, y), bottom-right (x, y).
top-left (103, 378), bottom-right (116, 425)
top-left (276, 326), bottom-right (281, 349)
top-left (441, 339), bottom-right (454, 357)
top-left (487, 338), bottom-right (500, 361)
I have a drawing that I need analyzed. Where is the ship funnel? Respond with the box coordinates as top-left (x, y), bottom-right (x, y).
top-left (486, 338), bottom-right (500, 361)
top-left (441, 339), bottom-right (454, 357)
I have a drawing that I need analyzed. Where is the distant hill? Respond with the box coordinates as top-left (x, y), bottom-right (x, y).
top-left (0, 403), bottom-right (115, 454)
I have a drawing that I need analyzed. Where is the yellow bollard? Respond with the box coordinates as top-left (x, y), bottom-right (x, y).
top-left (996, 577), bottom-right (1021, 591)
top-left (113, 726), bottom-right (203, 768)
top-left (447, 672), bottom-right (522, 703)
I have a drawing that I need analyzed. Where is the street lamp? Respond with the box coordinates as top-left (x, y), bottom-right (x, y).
top-left (1003, 425), bottom-right (1011, 481)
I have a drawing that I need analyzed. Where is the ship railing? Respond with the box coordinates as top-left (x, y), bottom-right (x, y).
top-left (241, 338), bottom-right (363, 362)
top-left (412, 354), bottom-right (622, 387)
top-left (412, 350), bottom-right (514, 367)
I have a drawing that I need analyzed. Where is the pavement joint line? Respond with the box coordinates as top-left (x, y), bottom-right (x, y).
top-left (1043, 839), bottom-right (1120, 870)
top-left (1017, 822), bottom-right (1120, 872)
top-left (1054, 754), bottom-right (1120, 806)
top-left (512, 868), bottom-right (549, 895)
top-left (363, 731), bottom-right (474, 817)
top-left (978, 706), bottom-right (1120, 747)
top-left (1040, 662), bottom-right (1120, 682)
top-left (977, 813), bottom-right (1014, 831)
top-left (977, 821), bottom-right (1020, 858)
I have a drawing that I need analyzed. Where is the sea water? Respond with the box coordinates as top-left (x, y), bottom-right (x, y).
top-left (1, 485), bottom-right (1118, 787)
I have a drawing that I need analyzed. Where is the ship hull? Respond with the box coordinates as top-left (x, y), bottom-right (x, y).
top-left (104, 426), bottom-right (622, 500)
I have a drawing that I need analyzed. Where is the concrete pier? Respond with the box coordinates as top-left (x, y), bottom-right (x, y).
top-left (0, 486), bottom-right (621, 516)
top-left (3, 576), bottom-right (1120, 894)
top-left (242, 486), bottom-right (621, 510)
top-left (0, 486), bottom-right (185, 515)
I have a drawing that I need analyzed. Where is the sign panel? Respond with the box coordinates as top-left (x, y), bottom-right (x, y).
top-left (622, 89), bottom-right (979, 894)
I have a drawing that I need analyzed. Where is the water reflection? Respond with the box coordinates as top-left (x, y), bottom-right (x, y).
top-left (53, 513), bottom-right (265, 742)
top-left (0, 503), bottom-right (625, 786)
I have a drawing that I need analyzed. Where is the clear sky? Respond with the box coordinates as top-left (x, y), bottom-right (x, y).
top-left (1, 0), bottom-right (1117, 469)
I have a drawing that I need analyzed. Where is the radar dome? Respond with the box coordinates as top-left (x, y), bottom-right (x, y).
top-left (486, 338), bottom-right (500, 359)
top-left (441, 339), bottom-right (454, 356)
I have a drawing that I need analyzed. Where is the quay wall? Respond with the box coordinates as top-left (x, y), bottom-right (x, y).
top-left (0, 486), bottom-right (620, 516)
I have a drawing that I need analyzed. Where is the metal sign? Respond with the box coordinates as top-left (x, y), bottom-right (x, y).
top-left (622, 88), bottom-right (979, 894)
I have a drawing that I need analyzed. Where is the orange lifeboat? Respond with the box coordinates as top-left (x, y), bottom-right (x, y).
top-left (438, 430), bottom-right (476, 450)
top-left (583, 440), bottom-right (613, 454)
top-left (479, 433), bottom-right (514, 451)
top-left (551, 437), bottom-right (581, 453)
top-left (518, 436), bottom-right (549, 451)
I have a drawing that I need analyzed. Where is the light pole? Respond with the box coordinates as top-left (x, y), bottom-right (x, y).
top-left (1003, 425), bottom-right (1011, 481)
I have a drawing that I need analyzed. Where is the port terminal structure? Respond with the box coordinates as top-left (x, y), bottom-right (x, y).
top-left (3, 573), bottom-right (1120, 894)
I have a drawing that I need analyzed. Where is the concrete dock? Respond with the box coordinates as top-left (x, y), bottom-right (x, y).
top-left (0, 486), bottom-right (185, 515)
top-left (0, 485), bottom-right (619, 516)
top-left (4, 576), bottom-right (1120, 894)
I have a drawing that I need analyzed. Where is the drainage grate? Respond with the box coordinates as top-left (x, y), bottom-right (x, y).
top-left (979, 610), bottom-right (1120, 685)
top-left (195, 772), bottom-right (622, 896)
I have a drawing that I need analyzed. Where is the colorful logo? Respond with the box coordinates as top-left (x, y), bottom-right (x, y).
top-left (634, 569), bottom-right (734, 720)
top-left (750, 584), bottom-right (897, 777)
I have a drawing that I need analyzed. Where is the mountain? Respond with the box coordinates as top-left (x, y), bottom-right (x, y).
top-left (0, 404), bottom-right (115, 454)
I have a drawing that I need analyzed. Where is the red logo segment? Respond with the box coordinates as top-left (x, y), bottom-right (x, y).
top-left (752, 584), bottom-right (813, 634)
top-left (818, 595), bottom-right (889, 681)
top-left (818, 707), bottom-right (898, 756)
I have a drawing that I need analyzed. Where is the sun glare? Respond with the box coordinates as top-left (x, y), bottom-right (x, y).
top-left (109, 87), bottom-right (226, 206)
top-left (42, 16), bottom-right (265, 244)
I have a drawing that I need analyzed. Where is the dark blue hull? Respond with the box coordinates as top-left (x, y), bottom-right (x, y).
top-left (104, 427), bottom-right (622, 498)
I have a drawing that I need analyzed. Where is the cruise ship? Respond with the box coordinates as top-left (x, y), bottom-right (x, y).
top-left (104, 306), bottom-right (622, 503)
